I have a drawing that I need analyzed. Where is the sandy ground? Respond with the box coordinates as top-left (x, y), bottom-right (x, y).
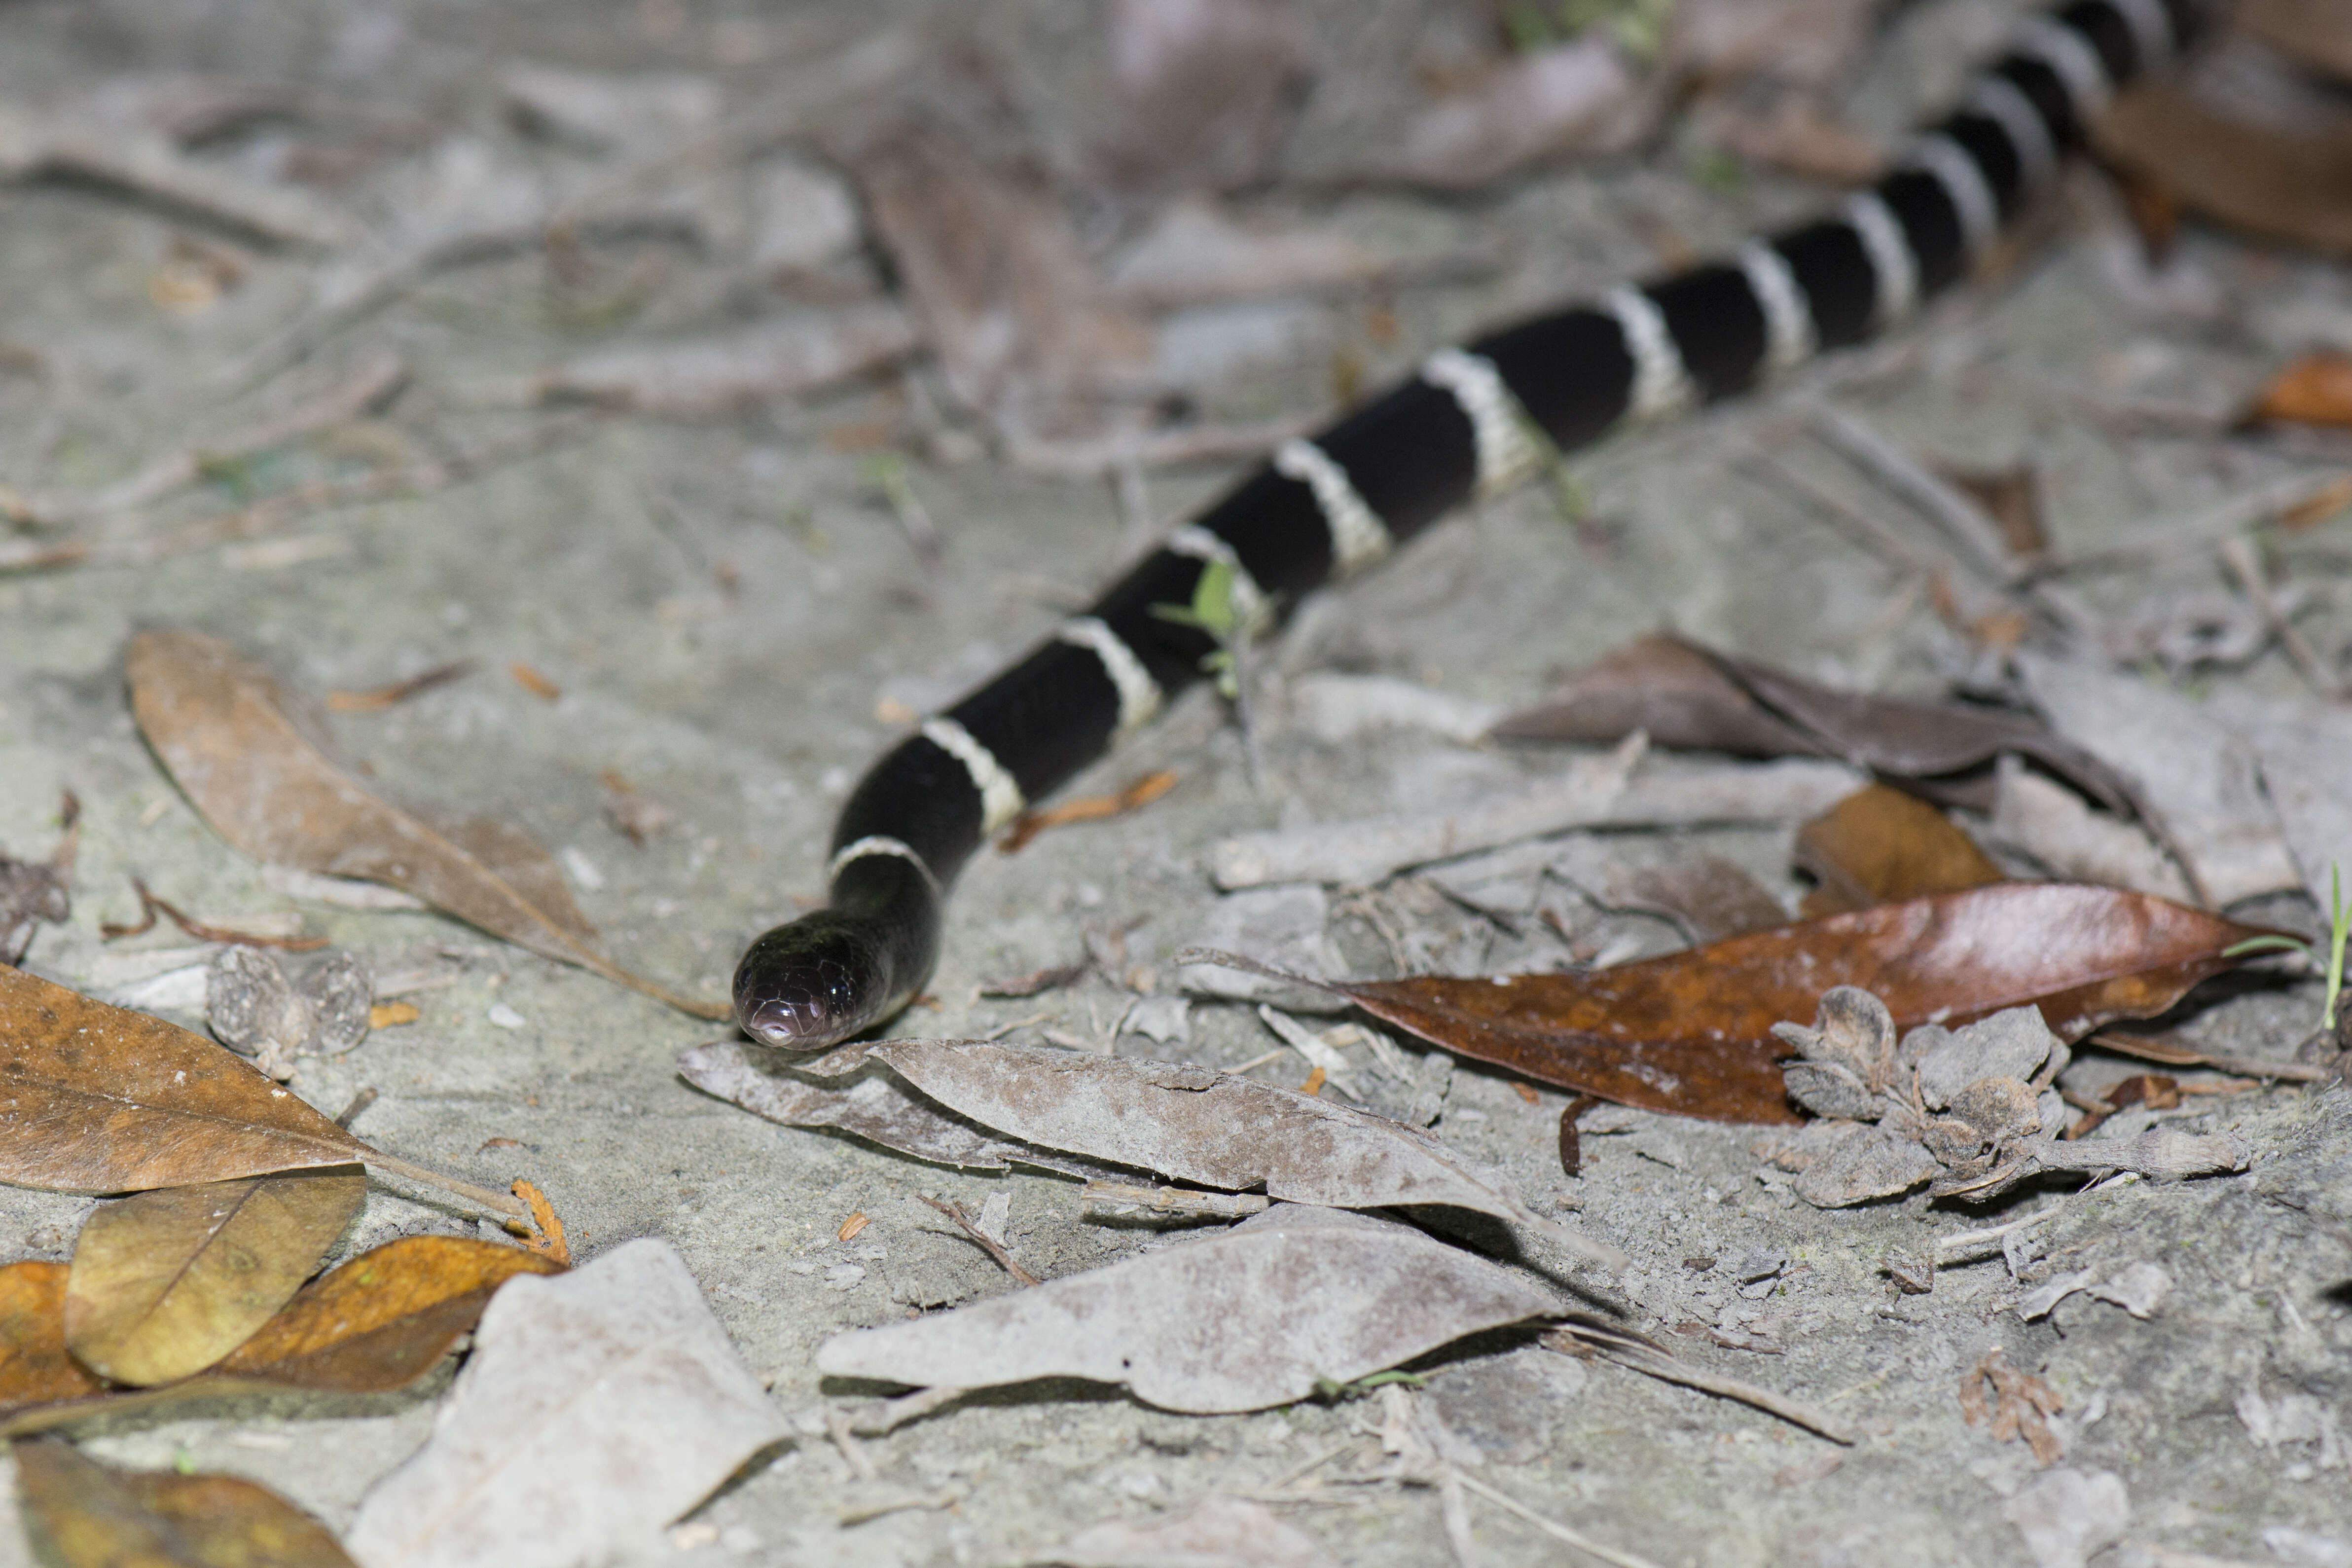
top-left (0, 0), bottom-right (2348, 1564)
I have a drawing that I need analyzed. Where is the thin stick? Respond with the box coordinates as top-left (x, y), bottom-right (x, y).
top-left (1737, 445), bottom-right (1949, 580)
top-left (98, 877), bottom-right (326, 950)
top-left (1807, 403), bottom-right (2022, 584)
top-left (2218, 535), bottom-right (2344, 698)
top-left (2043, 469), bottom-right (2352, 578)
top-left (1448, 1471), bottom-right (1668, 1568)
top-left (1548, 1329), bottom-right (1855, 1444)
top-left (366, 1153), bottom-right (529, 1219)
top-left (1080, 1180), bottom-right (1273, 1219)
top-left (333, 1088), bottom-right (379, 1129)
top-left (916, 1194), bottom-right (1039, 1286)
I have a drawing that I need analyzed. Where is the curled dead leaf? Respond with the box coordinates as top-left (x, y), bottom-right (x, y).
top-left (0, 1264), bottom-right (106, 1415)
top-left (1794, 784), bottom-right (2006, 916)
top-left (14, 1437), bottom-right (358, 1568)
top-left (1179, 884), bottom-right (2280, 1123)
top-left (0, 964), bottom-right (524, 1217)
top-left (65, 1167), bottom-right (366, 1386)
top-left (124, 629), bottom-right (725, 1019)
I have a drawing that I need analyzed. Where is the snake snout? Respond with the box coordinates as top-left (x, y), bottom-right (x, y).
top-left (731, 914), bottom-right (895, 1052)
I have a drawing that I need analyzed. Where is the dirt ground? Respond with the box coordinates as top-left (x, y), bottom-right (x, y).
top-left (0, 0), bottom-right (2347, 1564)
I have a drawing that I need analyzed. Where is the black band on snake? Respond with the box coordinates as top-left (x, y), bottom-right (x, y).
top-left (733, 0), bottom-right (2201, 1053)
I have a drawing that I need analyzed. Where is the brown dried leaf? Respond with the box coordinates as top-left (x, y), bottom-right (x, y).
top-left (0, 965), bottom-right (523, 1216)
top-left (865, 1040), bottom-right (1624, 1268)
top-left (216, 1234), bottom-right (563, 1392)
top-left (1938, 464), bottom-right (2047, 563)
top-left (14, 1437), bottom-right (358, 1568)
top-left (1182, 885), bottom-right (2277, 1124)
top-left (1794, 784), bottom-right (2006, 917)
top-left (125, 629), bottom-right (725, 1018)
top-left (1493, 634), bottom-right (2134, 814)
top-left (816, 1205), bottom-right (1564, 1413)
top-left (0, 1264), bottom-right (106, 1415)
top-left (2241, 0), bottom-right (2352, 83)
top-left (2094, 83), bottom-right (2352, 258)
top-left (65, 1167), bottom-right (365, 1386)
top-left (2247, 352), bottom-right (2352, 431)
top-left (845, 125), bottom-right (1155, 438)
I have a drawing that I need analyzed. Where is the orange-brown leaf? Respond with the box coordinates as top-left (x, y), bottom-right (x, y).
top-left (1795, 784), bottom-right (2006, 917)
top-left (14, 1437), bottom-right (357, 1568)
top-left (1237, 885), bottom-right (2275, 1125)
top-left (2249, 353), bottom-right (2352, 432)
top-left (0, 1263), bottom-right (106, 1416)
top-left (2094, 84), bottom-right (2352, 258)
top-left (216, 1234), bottom-right (563, 1393)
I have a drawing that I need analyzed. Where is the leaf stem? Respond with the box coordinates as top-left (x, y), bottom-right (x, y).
top-left (365, 1154), bottom-right (528, 1219)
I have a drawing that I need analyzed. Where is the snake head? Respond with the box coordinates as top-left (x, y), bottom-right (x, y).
top-left (731, 912), bottom-right (904, 1051)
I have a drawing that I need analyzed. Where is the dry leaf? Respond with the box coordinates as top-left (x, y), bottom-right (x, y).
top-left (0, 965), bottom-right (520, 1215)
top-left (1492, 634), bottom-right (2135, 815)
top-left (1938, 464), bottom-right (2048, 563)
top-left (2240, 0), bottom-right (2352, 83)
top-left (845, 124), bottom-right (1155, 439)
top-left (14, 1437), bottom-right (357, 1568)
top-left (0, 968), bottom-right (330, 1174)
top-left (2015, 654), bottom-right (2304, 909)
top-left (864, 1040), bottom-right (1624, 1268)
top-left (2246, 352), bottom-right (2352, 430)
top-left (1548, 843), bottom-right (1789, 942)
top-left (1987, 759), bottom-right (2193, 903)
top-left (347, 1238), bottom-right (788, 1568)
top-left (65, 1167), bottom-right (365, 1386)
top-left (1088, 0), bottom-right (1313, 192)
top-left (677, 1040), bottom-right (1064, 1172)
top-left (125, 629), bottom-right (724, 1018)
top-left (816, 1205), bottom-right (1564, 1413)
top-left (1182, 885), bottom-right (2278, 1124)
top-left (1794, 784), bottom-right (2006, 916)
top-left (1377, 38), bottom-right (1652, 190)
top-left (1, 1237), bottom-right (562, 1435)
top-left (2094, 82), bottom-right (2352, 258)
top-left (0, 1264), bottom-right (106, 1415)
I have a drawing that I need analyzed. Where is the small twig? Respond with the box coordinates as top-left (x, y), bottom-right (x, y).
top-left (326, 658), bottom-right (477, 713)
top-left (1737, 445), bottom-right (1949, 580)
top-left (825, 1407), bottom-right (882, 1482)
top-left (2042, 469), bottom-right (2352, 578)
top-left (2090, 1030), bottom-right (2335, 1082)
top-left (1079, 1180), bottom-right (1273, 1219)
top-left (1807, 403), bottom-right (2023, 584)
top-left (333, 1087), bottom-right (379, 1129)
top-left (1545, 1326), bottom-right (1855, 1444)
top-left (1447, 1470), bottom-right (1668, 1568)
top-left (2217, 535), bottom-right (2344, 698)
top-left (98, 877), bottom-right (327, 950)
top-left (998, 770), bottom-right (1176, 853)
top-left (916, 1193), bottom-right (1039, 1286)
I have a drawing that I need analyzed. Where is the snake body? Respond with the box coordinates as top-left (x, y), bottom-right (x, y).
top-left (733, 0), bottom-right (2199, 1052)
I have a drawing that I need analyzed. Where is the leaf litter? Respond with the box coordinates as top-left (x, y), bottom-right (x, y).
top-left (1182, 884), bottom-right (2278, 1123)
top-left (13, 1436), bottom-right (358, 1568)
top-left (0, 793), bottom-right (76, 967)
top-left (346, 1238), bottom-right (787, 1568)
top-left (1793, 783), bottom-right (2007, 916)
top-left (64, 1167), bottom-right (365, 1386)
top-left (125, 628), bottom-right (727, 1018)
top-left (0, 963), bottom-right (524, 1217)
top-left (814, 1205), bottom-right (1566, 1414)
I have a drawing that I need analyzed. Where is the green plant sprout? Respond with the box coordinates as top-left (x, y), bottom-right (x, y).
top-left (1312, 1369), bottom-right (1430, 1402)
top-left (1150, 557), bottom-right (1245, 699)
top-left (1152, 559), bottom-right (1266, 785)
top-left (2224, 862), bottom-right (2348, 1033)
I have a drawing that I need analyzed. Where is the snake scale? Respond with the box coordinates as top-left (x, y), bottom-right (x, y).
top-left (731, 0), bottom-right (2205, 1052)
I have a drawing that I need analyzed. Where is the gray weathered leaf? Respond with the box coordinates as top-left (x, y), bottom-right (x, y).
top-left (126, 629), bottom-right (726, 1019)
top-left (815, 1206), bottom-right (1562, 1414)
top-left (346, 1238), bottom-right (787, 1568)
top-left (2014, 655), bottom-right (2303, 909)
top-left (1043, 1494), bottom-right (1335, 1568)
top-left (865, 1040), bottom-right (1624, 1269)
top-left (678, 1040), bottom-right (1032, 1171)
